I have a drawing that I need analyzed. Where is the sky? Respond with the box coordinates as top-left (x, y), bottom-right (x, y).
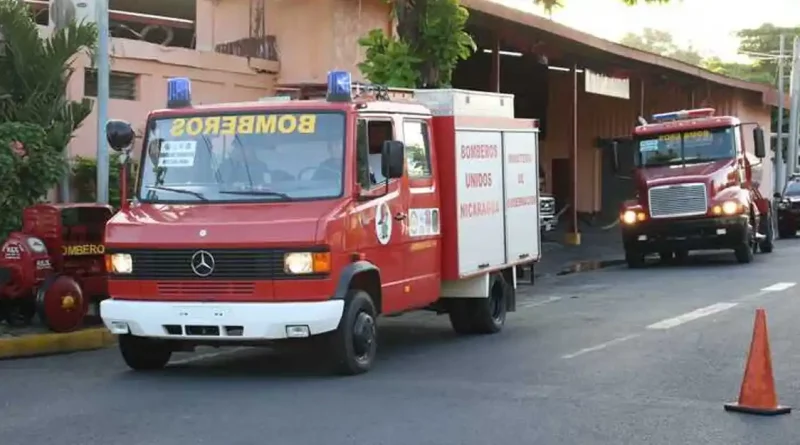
top-left (497, 0), bottom-right (800, 62)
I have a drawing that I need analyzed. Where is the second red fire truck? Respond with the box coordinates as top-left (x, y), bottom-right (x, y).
top-left (619, 108), bottom-right (772, 267)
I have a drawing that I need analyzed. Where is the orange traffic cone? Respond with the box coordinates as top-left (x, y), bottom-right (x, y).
top-left (724, 308), bottom-right (791, 416)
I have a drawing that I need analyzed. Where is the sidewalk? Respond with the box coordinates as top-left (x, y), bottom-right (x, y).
top-left (0, 321), bottom-right (114, 359)
top-left (534, 220), bottom-right (625, 278)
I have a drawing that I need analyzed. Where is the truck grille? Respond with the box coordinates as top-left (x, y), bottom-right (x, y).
top-left (648, 183), bottom-right (708, 218)
top-left (539, 196), bottom-right (555, 216)
top-left (114, 248), bottom-right (327, 280)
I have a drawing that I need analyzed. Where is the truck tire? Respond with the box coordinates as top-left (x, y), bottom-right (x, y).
top-left (118, 334), bottom-right (172, 371)
top-left (447, 273), bottom-right (508, 335)
top-left (326, 289), bottom-right (378, 375)
top-left (758, 207), bottom-right (775, 253)
top-left (625, 249), bottom-right (645, 268)
top-left (734, 217), bottom-right (755, 264)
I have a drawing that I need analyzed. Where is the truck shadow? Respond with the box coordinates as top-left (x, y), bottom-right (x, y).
top-left (121, 317), bottom-right (483, 380)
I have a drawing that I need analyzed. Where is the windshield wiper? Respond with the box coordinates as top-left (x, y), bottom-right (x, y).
top-left (145, 185), bottom-right (208, 201)
top-left (219, 190), bottom-right (292, 200)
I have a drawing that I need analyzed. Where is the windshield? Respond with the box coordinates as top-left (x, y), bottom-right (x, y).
top-left (138, 111), bottom-right (346, 202)
top-left (784, 181), bottom-right (800, 196)
top-left (636, 127), bottom-right (735, 167)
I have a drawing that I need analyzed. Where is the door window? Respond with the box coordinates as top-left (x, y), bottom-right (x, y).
top-left (402, 120), bottom-right (432, 178)
top-left (356, 119), bottom-right (395, 189)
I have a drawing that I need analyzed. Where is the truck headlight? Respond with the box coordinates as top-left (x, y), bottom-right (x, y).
top-left (106, 253), bottom-right (133, 274)
top-left (284, 252), bottom-right (331, 275)
top-left (620, 210), bottom-right (645, 225)
top-left (26, 237), bottom-right (47, 253)
top-left (713, 200), bottom-right (743, 216)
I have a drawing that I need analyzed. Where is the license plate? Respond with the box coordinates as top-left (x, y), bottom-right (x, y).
top-left (175, 306), bottom-right (227, 318)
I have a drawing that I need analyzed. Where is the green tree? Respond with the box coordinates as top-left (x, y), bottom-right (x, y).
top-left (620, 28), bottom-right (703, 65)
top-left (359, 0), bottom-right (475, 88)
top-left (0, 0), bottom-right (98, 237)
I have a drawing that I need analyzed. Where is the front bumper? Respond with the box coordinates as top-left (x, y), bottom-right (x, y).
top-left (622, 215), bottom-right (749, 253)
top-left (100, 299), bottom-right (344, 341)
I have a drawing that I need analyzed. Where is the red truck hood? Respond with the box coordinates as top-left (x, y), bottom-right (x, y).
top-left (106, 201), bottom-right (343, 247)
top-left (636, 159), bottom-right (734, 189)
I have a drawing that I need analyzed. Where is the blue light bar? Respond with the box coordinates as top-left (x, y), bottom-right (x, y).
top-left (167, 77), bottom-right (192, 108)
top-left (651, 108), bottom-right (715, 122)
top-left (651, 111), bottom-right (682, 121)
top-left (326, 70), bottom-right (353, 102)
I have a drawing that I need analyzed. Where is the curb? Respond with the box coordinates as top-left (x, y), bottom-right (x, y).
top-left (0, 327), bottom-right (116, 360)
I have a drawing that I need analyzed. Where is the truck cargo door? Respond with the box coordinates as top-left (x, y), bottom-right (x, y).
top-left (502, 130), bottom-right (541, 262)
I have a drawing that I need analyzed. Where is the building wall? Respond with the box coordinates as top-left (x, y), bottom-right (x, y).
top-left (541, 71), bottom-right (773, 213)
top-left (65, 38), bottom-right (279, 159)
top-left (195, 0), bottom-right (393, 85)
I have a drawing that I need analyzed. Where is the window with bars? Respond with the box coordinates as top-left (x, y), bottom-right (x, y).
top-left (84, 69), bottom-right (138, 100)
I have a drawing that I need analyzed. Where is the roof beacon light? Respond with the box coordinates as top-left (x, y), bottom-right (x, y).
top-left (167, 77), bottom-right (192, 108)
top-left (651, 108), bottom-right (715, 122)
top-left (327, 70), bottom-right (353, 102)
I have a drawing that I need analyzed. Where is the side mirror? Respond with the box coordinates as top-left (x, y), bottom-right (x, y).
top-left (106, 119), bottom-right (135, 153)
top-left (774, 192), bottom-right (782, 199)
top-left (381, 140), bottom-right (405, 179)
top-left (753, 127), bottom-right (766, 159)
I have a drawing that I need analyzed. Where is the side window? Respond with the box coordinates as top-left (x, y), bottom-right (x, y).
top-left (356, 119), bottom-right (395, 189)
top-left (402, 120), bottom-right (432, 178)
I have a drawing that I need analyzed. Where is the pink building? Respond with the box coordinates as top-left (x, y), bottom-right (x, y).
top-left (28, 0), bottom-right (780, 217)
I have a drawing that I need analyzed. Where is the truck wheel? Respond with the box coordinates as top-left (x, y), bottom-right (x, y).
top-left (758, 208), bottom-right (775, 253)
top-left (625, 249), bottom-right (645, 268)
top-left (118, 334), bottom-right (172, 371)
top-left (734, 222), bottom-right (755, 264)
top-left (778, 225), bottom-right (796, 238)
top-left (326, 290), bottom-right (378, 375)
top-left (448, 273), bottom-right (509, 335)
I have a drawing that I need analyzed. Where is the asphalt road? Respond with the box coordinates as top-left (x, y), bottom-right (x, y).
top-left (3, 240), bottom-right (800, 445)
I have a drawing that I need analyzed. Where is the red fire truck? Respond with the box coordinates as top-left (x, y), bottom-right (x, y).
top-left (100, 72), bottom-right (542, 375)
top-left (619, 108), bottom-right (772, 267)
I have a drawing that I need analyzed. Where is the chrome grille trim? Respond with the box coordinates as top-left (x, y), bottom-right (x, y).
top-left (648, 183), bottom-right (708, 218)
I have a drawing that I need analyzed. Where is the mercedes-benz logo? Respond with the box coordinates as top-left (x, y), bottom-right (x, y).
top-left (190, 250), bottom-right (215, 277)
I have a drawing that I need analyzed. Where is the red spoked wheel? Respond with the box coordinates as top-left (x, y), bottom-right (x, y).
top-left (35, 275), bottom-right (87, 333)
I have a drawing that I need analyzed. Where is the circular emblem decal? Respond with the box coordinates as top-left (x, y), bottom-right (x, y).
top-left (375, 202), bottom-right (392, 245)
top-left (199, 229), bottom-right (207, 237)
top-left (190, 250), bottom-right (215, 277)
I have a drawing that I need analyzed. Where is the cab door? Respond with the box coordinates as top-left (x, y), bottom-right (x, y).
top-left (352, 117), bottom-right (410, 314)
top-left (397, 116), bottom-right (441, 308)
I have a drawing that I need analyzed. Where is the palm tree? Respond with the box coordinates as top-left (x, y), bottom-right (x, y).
top-left (0, 0), bottom-right (98, 237)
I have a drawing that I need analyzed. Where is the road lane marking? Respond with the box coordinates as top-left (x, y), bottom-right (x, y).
top-left (561, 334), bottom-right (640, 359)
top-left (761, 282), bottom-right (796, 292)
top-left (520, 296), bottom-right (562, 309)
top-left (646, 302), bottom-right (738, 330)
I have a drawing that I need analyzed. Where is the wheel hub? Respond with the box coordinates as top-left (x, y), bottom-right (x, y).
top-left (61, 294), bottom-right (76, 310)
top-left (352, 312), bottom-right (376, 357)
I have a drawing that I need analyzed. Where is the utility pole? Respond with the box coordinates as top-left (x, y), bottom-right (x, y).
top-left (775, 34), bottom-right (786, 194)
top-left (95, 0), bottom-right (110, 204)
top-left (787, 36), bottom-right (800, 180)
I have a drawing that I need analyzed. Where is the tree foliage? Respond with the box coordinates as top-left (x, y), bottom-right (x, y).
top-left (620, 28), bottom-right (703, 65)
top-left (358, 0), bottom-right (475, 88)
top-left (0, 0), bottom-right (98, 237)
top-left (71, 154), bottom-right (138, 210)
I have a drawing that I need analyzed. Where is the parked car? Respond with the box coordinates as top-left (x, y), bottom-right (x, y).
top-left (775, 176), bottom-right (800, 238)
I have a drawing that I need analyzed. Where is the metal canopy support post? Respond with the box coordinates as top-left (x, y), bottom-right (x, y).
top-left (787, 36), bottom-right (800, 180)
top-left (489, 37), bottom-right (500, 93)
top-left (775, 34), bottom-right (786, 193)
top-left (565, 64), bottom-right (581, 245)
top-left (95, 0), bottom-right (110, 204)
